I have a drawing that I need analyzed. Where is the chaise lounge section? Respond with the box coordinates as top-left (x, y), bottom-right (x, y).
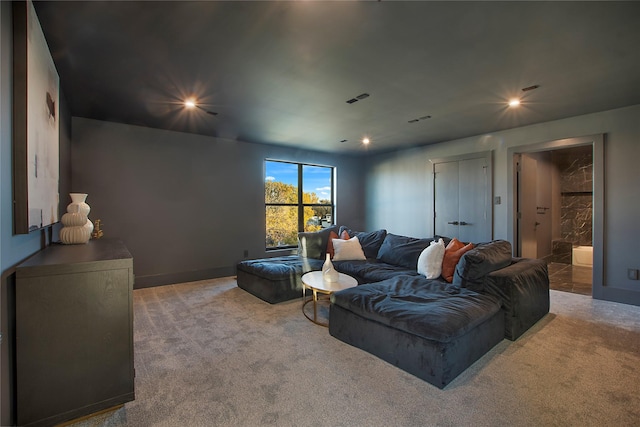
top-left (329, 275), bottom-right (505, 388)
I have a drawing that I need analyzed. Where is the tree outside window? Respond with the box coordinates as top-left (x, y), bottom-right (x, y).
top-left (265, 160), bottom-right (334, 249)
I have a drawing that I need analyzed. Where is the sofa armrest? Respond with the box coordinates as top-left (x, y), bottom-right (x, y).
top-left (484, 258), bottom-right (550, 340)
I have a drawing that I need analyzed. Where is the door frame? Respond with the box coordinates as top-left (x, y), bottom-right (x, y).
top-left (515, 153), bottom-right (539, 259)
top-left (507, 134), bottom-right (604, 297)
top-left (430, 151), bottom-right (493, 241)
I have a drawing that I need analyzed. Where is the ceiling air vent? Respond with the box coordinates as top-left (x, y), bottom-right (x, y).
top-left (345, 92), bottom-right (371, 104)
top-left (522, 85), bottom-right (540, 92)
top-left (408, 115), bottom-right (432, 123)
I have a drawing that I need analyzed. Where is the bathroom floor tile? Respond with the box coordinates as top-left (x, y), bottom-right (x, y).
top-left (547, 262), bottom-right (592, 296)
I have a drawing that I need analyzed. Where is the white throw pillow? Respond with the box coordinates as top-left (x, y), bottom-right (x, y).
top-left (417, 238), bottom-right (446, 279)
top-left (332, 236), bottom-right (367, 261)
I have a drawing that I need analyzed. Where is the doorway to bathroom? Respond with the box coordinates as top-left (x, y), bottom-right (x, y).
top-left (511, 135), bottom-right (603, 297)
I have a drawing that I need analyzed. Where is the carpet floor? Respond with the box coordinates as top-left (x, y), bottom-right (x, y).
top-left (73, 277), bottom-right (640, 427)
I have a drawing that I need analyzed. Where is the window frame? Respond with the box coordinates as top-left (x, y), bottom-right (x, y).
top-left (265, 159), bottom-right (335, 250)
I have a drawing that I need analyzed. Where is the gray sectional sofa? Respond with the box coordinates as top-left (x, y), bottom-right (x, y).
top-left (236, 226), bottom-right (549, 388)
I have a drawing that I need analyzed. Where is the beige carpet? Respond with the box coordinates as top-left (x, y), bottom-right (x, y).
top-left (73, 277), bottom-right (640, 427)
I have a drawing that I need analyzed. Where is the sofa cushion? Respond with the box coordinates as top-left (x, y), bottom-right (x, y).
top-left (453, 240), bottom-right (513, 291)
top-left (297, 225), bottom-right (339, 259)
top-left (237, 255), bottom-right (324, 280)
top-left (333, 260), bottom-right (421, 283)
top-left (237, 255), bottom-right (323, 280)
top-left (331, 275), bottom-right (502, 343)
top-left (377, 233), bottom-right (435, 269)
top-left (339, 227), bottom-right (387, 259)
top-left (417, 238), bottom-right (446, 279)
top-left (332, 236), bottom-right (367, 261)
top-left (442, 239), bottom-right (474, 283)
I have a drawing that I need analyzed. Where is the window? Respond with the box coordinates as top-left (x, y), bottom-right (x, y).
top-left (265, 160), bottom-right (334, 249)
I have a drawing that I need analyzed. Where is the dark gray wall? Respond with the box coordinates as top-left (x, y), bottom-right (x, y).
top-left (365, 104), bottom-right (640, 306)
top-left (0, 2), bottom-right (72, 424)
top-left (71, 118), bottom-right (366, 287)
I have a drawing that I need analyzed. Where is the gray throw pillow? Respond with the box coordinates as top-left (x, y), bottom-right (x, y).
top-left (297, 225), bottom-right (340, 259)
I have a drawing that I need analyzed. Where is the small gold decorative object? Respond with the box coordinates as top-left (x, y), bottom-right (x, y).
top-left (92, 219), bottom-right (104, 239)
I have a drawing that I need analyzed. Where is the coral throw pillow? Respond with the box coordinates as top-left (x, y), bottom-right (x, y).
top-left (441, 238), bottom-right (475, 283)
top-left (326, 230), bottom-right (350, 259)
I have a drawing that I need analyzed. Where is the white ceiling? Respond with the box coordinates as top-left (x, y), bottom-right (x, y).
top-left (34, 1), bottom-right (640, 154)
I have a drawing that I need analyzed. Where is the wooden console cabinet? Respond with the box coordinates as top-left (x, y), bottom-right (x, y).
top-left (16, 239), bottom-right (134, 426)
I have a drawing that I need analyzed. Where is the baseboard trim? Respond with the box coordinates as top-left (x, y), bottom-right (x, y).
top-left (134, 266), bottom-right (236, 289)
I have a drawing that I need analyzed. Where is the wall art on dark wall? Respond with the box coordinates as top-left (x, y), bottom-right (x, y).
top-left (13, 0), bottom-right (60, 234)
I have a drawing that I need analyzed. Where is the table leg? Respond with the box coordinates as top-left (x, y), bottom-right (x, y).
top-left (313, 289), bottom-right (318, 322)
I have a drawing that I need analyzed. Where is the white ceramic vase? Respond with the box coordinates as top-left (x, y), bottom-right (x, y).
top-left (60, 193), bottom-right (92, 244)
top-left (68, 193), bottom-right (90, 216)
top-left (60, 225), bottom-right (92, 244)
top-left (322, 253), bottom-right (339, 282)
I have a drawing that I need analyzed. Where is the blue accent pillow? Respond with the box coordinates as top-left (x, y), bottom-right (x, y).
top-left (338, 227), bottom-right (387, 259)
top-left (376, 233), bottom-right (436, 269)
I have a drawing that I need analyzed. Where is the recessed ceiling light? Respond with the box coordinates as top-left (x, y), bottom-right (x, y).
top-left (362, 137), bottom-right (370, 145)
top-left (183, 99), bottom-right (218, 115)
top-left (508, 99), bottom-right (521, 107)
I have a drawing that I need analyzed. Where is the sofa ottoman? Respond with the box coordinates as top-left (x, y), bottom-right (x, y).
top-left (236, 256), bottom-right (323, 304)
top-left (329, 275), bottom-right (505, 389)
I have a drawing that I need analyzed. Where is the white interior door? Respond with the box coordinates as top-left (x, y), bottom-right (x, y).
top-left (434, 155), bottom-right (491, 243)
top-left (434, 161), bottom-right (460, 239)
top-left (458, 157), bottom-right (490, 242)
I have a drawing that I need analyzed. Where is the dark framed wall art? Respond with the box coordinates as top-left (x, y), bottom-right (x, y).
top-left (13, 0), bottom-right (60, 234)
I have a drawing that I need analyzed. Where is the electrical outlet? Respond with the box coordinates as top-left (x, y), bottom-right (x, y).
top-left (494, 196), bottom-right (501, 205)
top-left (628, 269), bottom-right (639, 280)
top-left (243, 249), bottom-right (249, 258)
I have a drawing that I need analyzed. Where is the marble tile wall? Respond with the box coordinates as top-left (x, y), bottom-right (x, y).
top-left (557, 150), bottom-right (593, 247)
